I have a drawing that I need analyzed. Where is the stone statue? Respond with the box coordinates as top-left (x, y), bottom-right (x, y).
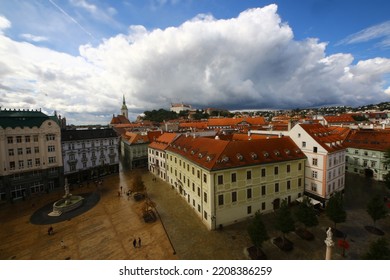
top-left (63, 178), bottom-right (71, 199)
top-left (324, 227), bottom-right (334, 247)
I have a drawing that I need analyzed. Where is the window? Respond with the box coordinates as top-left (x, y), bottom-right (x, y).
top-left (18, 160), bottom-right (24, 169)
top-left (313, 146), bottom-right (318, 153)
top-left (46, 134), bottom-right (55, 141)
top-left (275, 183), bottom-right (279, 193)
top-left (298, 178), bottom-right (302, 187)
top-left (197, 170), bottom-right (200, 179)
top-left (231, 173), bottom-right (237, 183)
top-left (27, 159), bottom-right (32, 168)
top-left (203, 192), bottom-right (207, 203)
top-left (26, 147), bottom-right (31, 154)
top-left (16, 136), bottom-right (22, 143)
top-left (7, 137), bottom-right (13, 144)
top-left (217, 175), bottom-right (223, 185)
top-left (48, 145), bottom-right (55, 152)
top-left (203, 174), bottom-right (207, 183)
top-left (298, 163), bottom-right (302, 171)
top-left (311, 183), bottom-right (317, 192)
top-left (232, 191), bottom-right (237, 203)
top-left (287, 165), bottom-right (291, 173)
top-left (33, 135), bottom-right (38, 142)
top-left (10, 161), bottom-right (15, 170)
top-left (25, 136), bottom-right (30, 142)
top-left (204, 211), bottom-right (208, 220)
top-left (8, 149), bottom-right (14, 156)
top-left (312, 171), bottom-right (318, 179)
top-left (247, 188), bottom-right (252, 199)
top-left (197, 187), bottom-right (200, 197)
top-left (48, 157), bottom-right (56, 164)
top-left (218, 194), bottom-right (224, 206)
top-left (312, 158), bottom-right (318, 166)
top-left (34, 147), bottom-right (39, 153)
top-left (35, 158), bottom-right (40, 166)
top-left (261, 168), bottom-right (266, 177)
top-left (246, 170), bottom-right (252, 180)
top-left (247, 206), bottom-right (252, 215)
top-left (302, 141), bottom-right (306, 148)
top-left (274, 166), bottom-right (278, 175)
top-left (287, 180), bottom-right (291, 190)
top-left (261, 202), bottom-right (266, 210)
top-left (17, 148), bottom-right (23, 155)
top-left (261, 185), bottom-right (266, 196)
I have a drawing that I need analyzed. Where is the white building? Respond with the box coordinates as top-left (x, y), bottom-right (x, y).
top-left (61, 128), bottom-right (119, 183)
top-left (289, 123), bottom-right (346, 204)
top-left (148, 132), bottom-right (179, 181)
top-left (0, 109), bottom-right (63, 202)
top-left (170, 103), bottom-right (192, 114)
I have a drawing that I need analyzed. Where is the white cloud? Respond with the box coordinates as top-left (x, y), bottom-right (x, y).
top-left (337, 20), bottom-right (390, 49)
top-left (20, 33), bottom-right (49, 42)
top-left (0, 15), bottom-right (11, 33)
top-left (1, 4), bottom-right (390, 124)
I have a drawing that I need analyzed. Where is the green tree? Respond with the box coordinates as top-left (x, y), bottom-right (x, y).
top-left (366, 194), bottom-right (388, 227)
top-left (295, 197), bottom-right (318, 229)
top-left (131, 171), bottom-right (146, 195)
top-left (275, 199), bottom-right (295, 244)
top-left (247, 211), bottom-right (269, 256)
top-left (325, 191), bottom-right (347, 229)
top-left (362, 237), bottom-right (390, 260)
top-left (384, 148), bottom-right (390, 190)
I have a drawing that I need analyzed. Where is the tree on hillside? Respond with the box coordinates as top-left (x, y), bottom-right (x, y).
top-left (325, 191), bottom-right (347, 230)
top-left (247, 211), bottom-right (269, 258)
top-left (383, 148), bottom-right (390, 190)
top-left (143, 109), bottom-right (178, 122)
top-left (366, 194), bottom-right (388, 228)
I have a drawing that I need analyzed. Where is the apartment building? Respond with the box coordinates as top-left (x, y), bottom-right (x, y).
top-left (61, 128), bottom-right (119, 183)
top-left (0, 109), bottom-right (63, 202)
top-left (344, 129), bottom-right (390, 181)
top-left (289, 123), bottom-right (346, 204)
top-left (165, 135), bottom-right (306, 230)
top-left (148, 132), bottom-right (179, 181)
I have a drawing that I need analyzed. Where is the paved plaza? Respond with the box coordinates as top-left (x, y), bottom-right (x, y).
top-left (0, 170), bottom-right (389, 260)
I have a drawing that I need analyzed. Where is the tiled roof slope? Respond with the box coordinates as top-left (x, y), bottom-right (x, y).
top-left (344, 129), bottom-right (390, 152)
top-left (324, 114), bottom-right (356, 124)
top-left (123, 132), bottom-right (150, 145)
top-left (149, 133), bottom-right (179, 150)
top-left (0, 109), bottom-right (51, 129)
top-left (167, 135), bottom-right (305, 171)
top-left (299, 123), bottom-right (345, 152)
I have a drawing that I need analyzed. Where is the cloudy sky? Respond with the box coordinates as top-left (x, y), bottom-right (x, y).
top-left (0, 0), bottom-right (390, 124)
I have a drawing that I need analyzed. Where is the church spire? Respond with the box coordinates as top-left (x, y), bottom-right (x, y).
top-left (121, 94), bottom-right (129, 119)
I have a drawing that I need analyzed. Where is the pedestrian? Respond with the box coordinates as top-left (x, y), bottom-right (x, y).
top-left (61, 240), bottom-right (65, 249)
top-left (48, 226), bottom-right (53, 235)
top-left (118, 191), bottom-right (121, 197)
top-left (133, 238), bottom-right (137, 248)
top-left (138, 237), bottom-right (141, 248)
top-left (120, 185), bottom-right (123, 193)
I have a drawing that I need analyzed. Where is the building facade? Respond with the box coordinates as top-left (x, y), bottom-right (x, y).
top-left (165, 135), bottom-right (306, 230)
top-left (289, 123), bottom-right (346, 204)
top-left (61, 128), bottom-right (119, 183)
top-left (0, 109), bottom-right (63, 203)
top-left (148, 132), bottom-right (179, 181)
top-left (345, 129), bottom-right (390, 181)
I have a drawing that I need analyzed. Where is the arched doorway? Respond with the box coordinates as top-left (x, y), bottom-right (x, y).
top-left (364, 168), bottom-right (374, 178)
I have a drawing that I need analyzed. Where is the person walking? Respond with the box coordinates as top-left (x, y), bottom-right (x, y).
top-left (48, 226), bottom-right (53, 235)
top-left (133, 238), bottom-right (137, 248)
top-left (138, 237), bottom-right (141, 248)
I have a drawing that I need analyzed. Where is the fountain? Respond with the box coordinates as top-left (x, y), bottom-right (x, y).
top-left (48, 178), bottom-right (84, 216)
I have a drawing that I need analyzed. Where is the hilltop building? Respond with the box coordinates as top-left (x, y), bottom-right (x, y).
top-left (0, 109), bottom-right (63, 203)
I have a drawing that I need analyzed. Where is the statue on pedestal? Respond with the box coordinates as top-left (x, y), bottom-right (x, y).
top-left (324, 227), bottom-right (334, 260)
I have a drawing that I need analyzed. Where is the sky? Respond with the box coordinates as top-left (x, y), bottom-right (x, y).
top-left (0, 0), bottom-right (390, 124)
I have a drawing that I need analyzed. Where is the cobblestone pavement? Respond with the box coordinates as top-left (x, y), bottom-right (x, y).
top-left (0, 170), bottom-right (389, 260)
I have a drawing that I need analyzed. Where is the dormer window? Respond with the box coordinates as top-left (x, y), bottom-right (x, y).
top-left (236, 153), bottom-right (243, 161)
top-left (251, 152), bottom-right (258, 160)
top-left (284, 149), bottom-right (290, 155)
top-left (274, 150), bottom-right (280, 156)
top-left (263, 151), bottom-right (269, 158)
top-left (221, 156), bottom-right (229, 163)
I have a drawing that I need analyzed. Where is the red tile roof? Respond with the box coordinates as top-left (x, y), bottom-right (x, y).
top-left (148, 133), bottom-right (179, 150)
top-left (344, 129), bottom-right (390, 152)
top-left (324, 114), bottom-right (356, 124)
top-left (299, 123), bottom-right (345, 152)
top-left (166, 135), bottom-right (305, 171)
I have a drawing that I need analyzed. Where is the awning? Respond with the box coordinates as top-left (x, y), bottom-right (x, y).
top-left (296, 196), bottom-right (322, 206)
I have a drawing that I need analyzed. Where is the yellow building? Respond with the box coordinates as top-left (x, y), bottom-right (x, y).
top-left (165, 135), bottom-right (306, 230)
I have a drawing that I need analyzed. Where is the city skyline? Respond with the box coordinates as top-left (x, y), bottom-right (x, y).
top-left (1, 0), bottom-right (390, 124)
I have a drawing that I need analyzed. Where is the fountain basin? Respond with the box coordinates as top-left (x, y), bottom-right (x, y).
top-left (48, 195), bottom-right (84, 216)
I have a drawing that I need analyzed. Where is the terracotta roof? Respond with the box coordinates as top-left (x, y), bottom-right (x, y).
top-left (344, 129), bottom-right (390, 152)
top-left (207, 117), bottom-right (266, 127)
top-left (110, 115), bottom-right (131, 125)
top-left (166, 135), bottom-right (305, 171)
top-left (149, 133), bottom-right (179, 150)
top-left (122, 132), bottom-right (150, 145)
top-left (299, 123), bottom-right (345, 152)
top-left (179, 121), bottom-right (208, 129)
top-left (324, 114), bottom-right (356, 124)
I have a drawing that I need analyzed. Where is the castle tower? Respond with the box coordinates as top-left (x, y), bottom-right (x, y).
top-left (121, 94), bottom-right (129, 119)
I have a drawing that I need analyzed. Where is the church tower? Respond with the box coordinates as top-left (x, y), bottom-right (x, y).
top-left (121, 94), bottom-right (129, 119)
